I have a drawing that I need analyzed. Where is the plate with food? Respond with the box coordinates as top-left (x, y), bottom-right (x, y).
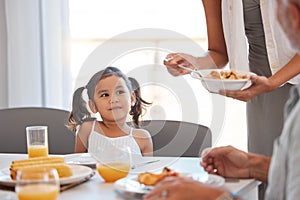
top-left (0, 156), bottom-right (95, 187)
top-left (191, 69), bottom-right (254, 93)
top-left (114, 167), bottom-right (224, 199)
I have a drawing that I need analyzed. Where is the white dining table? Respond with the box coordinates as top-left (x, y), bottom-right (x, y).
top-left (0, 153), bottom-right (260, 200)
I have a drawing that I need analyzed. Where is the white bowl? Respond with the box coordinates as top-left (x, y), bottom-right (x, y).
top-left (191, 69), bottom-right (253, 93)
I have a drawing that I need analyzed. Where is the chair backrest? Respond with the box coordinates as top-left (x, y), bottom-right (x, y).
top-left (0, 107), bottom-right (75, 154)
top-left (140, 120), bottom-right (212, 157)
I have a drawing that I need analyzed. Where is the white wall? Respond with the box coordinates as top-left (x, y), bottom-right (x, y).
top-left (0, 0), bottom-right (72, 109)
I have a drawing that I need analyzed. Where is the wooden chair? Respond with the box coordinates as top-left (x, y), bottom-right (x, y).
top-left (140, 120), bottom-right (212, 157)
top-left (0, 107), bottom-right (75, 154)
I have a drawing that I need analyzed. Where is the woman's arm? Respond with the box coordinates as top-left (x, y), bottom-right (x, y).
top-left (201, 0), bottom-right (228, 68)
top-left (222, 54), bottom-right (300, 101)
top-left (163, 0), bottom-right (228, 76)
top-left (268, 54), bottom-right (300, 89)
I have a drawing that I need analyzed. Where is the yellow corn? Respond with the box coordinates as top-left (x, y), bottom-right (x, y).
top-left (10, 156), bottom-right (72, 180)
top-left (11, 156), bottom-right (64, 168)
top-left (10, 163), bottom-right (72, 180)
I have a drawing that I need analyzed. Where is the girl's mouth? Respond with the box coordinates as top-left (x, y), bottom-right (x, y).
top-left (109, 106), bottom-right (122, 110)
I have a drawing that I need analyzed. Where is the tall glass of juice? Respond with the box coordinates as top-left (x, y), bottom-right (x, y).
top-left (26, 126), bottom-right (49, 158)
top-left (15, 168), bottom-right (60, 200)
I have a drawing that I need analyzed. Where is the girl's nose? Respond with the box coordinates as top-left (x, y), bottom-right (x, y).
top-left (109, 95), bottom-right (119, 103)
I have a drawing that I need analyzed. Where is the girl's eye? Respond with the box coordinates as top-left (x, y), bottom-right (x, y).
top-left (100, 93), bottom-right (109, 97)
top-left (116, 90), bottom-right (125, 95)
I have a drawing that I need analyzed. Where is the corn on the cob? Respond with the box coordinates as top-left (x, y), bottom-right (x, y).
top-left (10, 163), bottom-right (72, 180)
top-left (11, 156), bottom-right (64, 168)
top-left (10, 156), bottom-right (72, 180)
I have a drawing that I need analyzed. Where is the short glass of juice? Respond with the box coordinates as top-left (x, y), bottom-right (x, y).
top-left (92, 147), bottom-right (131, 183)
top-left (15, 168), bottom-right (60, 200)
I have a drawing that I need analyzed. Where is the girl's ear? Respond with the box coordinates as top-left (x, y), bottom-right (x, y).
top-left (130, 92), bottom-right (136, 107)
top-left (88, 100), bottom-right (97, 113)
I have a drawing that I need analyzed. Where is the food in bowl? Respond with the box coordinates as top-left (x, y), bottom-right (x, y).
top-left (205, 69), bottom-right (249, 80)
top-left (194, 69), bottom-right (253, 93)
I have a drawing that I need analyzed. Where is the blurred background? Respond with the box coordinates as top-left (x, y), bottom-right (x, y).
top-left (0, 0), bottom-right (247, 150)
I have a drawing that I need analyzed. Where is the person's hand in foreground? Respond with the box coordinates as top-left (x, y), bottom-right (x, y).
top-left (201, 146), bottom-right (270, 182)
top-left (143, 176), bottom-right (226, 200)
top-left (201, 146), bottom-right (251, 178)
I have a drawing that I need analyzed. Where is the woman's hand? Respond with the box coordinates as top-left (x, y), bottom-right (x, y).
top-left (201, 146), bottom-right (251, 179)
top-left (220, 75), bottom-right (274, 102)
top-left (164, 53), bottom-right (200, 76)
top-left (143, 176), bottom-right (225, 200)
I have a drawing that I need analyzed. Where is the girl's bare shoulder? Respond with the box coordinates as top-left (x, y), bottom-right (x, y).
top-left (132, 128), bottom-right (151, 139)
top-left (77, 121), bottom-right (94, 136)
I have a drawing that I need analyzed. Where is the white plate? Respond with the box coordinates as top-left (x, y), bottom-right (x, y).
top-left (191, 173), bottom-right (225, 187)
top-left (0, 165), bottom-right (94, 187)
top-left (0, 190), bottom-right (17, 200)
top-left (114, 173), bottom-right (225, 199)
top-left (60, 165), bottom-right (94, 185)
top-left (64, 153), bottom-right (97, 168)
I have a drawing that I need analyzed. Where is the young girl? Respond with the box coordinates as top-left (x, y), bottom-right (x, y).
top-left (67, 66), bottom-right (153, 156)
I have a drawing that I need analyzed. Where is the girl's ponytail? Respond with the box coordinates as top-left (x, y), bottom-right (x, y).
top-left (128, 77), bottom-right (152, 127)
top-left (66, 86), bottom-right (93, 132)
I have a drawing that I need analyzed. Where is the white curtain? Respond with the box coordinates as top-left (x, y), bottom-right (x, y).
top-left (0, 0), bottom-right (71, 110)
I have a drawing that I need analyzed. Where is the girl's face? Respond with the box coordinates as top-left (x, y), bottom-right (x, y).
top-left (90, 75), bottom-right (135, 122)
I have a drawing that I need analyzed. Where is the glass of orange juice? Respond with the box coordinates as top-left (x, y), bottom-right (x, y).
top-left (15, 168), bottom-right (60, 200)
top-left (92, 147), bottom-right (131, 183)
top-left (26, 126), bottom-right (49, 158)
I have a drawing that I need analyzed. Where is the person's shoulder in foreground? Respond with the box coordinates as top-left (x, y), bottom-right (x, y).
top-left (266, 84), bottom-right (300, 199)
